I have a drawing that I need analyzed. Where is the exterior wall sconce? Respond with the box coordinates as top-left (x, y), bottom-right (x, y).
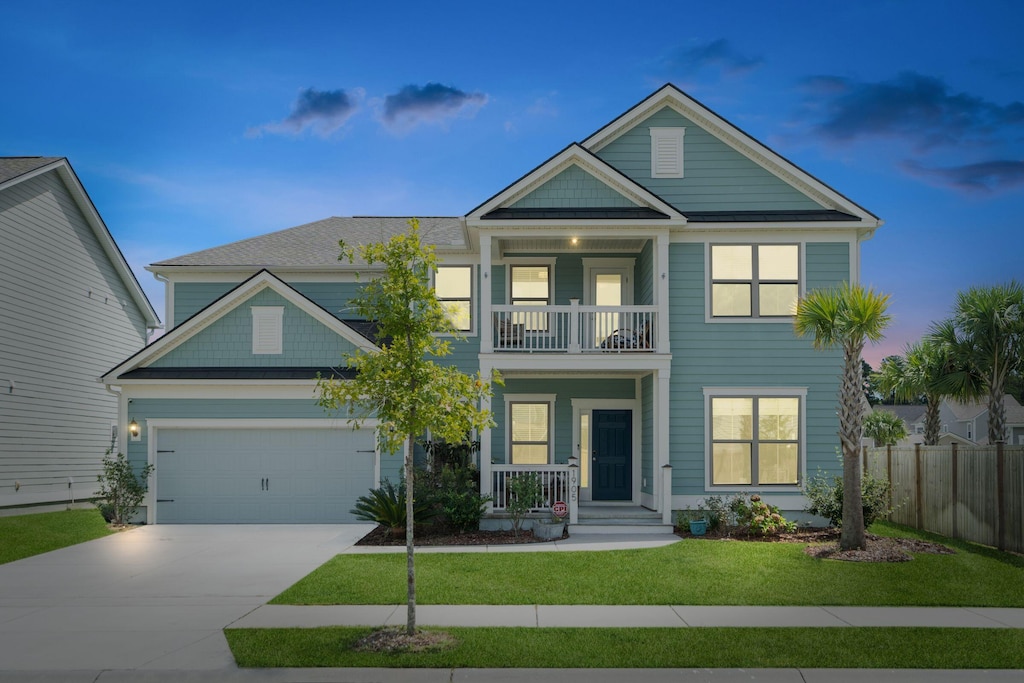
top-left (129, 419), bottom-right (141, 441)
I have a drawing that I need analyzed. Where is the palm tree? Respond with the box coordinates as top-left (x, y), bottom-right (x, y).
top-left (931, 282), bottom-right (1024, 443)
top-left (794, 282), bottom-right (891, 551)
top-left (873, 338), bottom-right (952, 445)
top-left (863, 409), bottom-right (909, 447)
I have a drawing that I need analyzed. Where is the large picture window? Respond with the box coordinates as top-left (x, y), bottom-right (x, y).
top-left (435, 265), bottom-right (473, 332)
top-left (709, 395), bottom-right (800, 486)
top-left (510, 401), bottom-right (551, 464)
top-left (711, 244), bottom-right (799, 318)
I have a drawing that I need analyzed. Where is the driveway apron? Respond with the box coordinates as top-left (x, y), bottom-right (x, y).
top-left (0, 524), bottom-right (372, 671)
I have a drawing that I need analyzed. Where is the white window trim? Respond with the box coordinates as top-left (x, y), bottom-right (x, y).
top-left (251, 306), bottom-right (284, 354)
top-left (433, 264), bottom-right (477, 337)
top-left (505, 393), bottom-right (556, 464)
top-left (504, 257), bottom-right (558, 337)
top-left (702, 386), bottom-right (807, 492)
top-left (582, 258), bottom-right (636, 306)
top-left (706, 243), bottom-right (803, 323)
top-left (650, 127), bottom-right (685, 178)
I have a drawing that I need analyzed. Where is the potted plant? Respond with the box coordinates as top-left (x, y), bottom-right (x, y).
top-left (532, 508), bottom-right (566, 540)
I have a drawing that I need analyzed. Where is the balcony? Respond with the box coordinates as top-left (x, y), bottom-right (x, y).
top-left (491, 303), bottom-right (658, 353)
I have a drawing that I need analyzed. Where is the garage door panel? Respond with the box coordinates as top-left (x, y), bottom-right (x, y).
top-left (156, 427), bottom-right (376, 524)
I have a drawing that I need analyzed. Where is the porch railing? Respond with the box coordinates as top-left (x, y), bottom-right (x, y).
top-left (492, 303), bottom-right (658, 353)
top-left (490, 463), bottom-right (579, 523)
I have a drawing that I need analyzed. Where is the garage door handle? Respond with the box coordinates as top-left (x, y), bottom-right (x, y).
top-left (261, 477), bottom-right (266, 491)
top-left (157, 499), bottom-right (174, 502)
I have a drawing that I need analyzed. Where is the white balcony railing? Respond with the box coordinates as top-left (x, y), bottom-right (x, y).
top-left (492, 303), bottom-right (658, 353)
top-left (490, 463), bottom-right (579, 523)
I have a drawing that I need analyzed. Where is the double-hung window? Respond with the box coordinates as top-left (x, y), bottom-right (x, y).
top-left (435, 265), bottom-right (473, 332)
top-left (510, 264), bottom-right (551, 332)
top-left (707, 391), bottom-right (802, 487)
top-left (711, 244), bottom-right (799, 318)
top-left (508, 398), bottom-right (552, 464)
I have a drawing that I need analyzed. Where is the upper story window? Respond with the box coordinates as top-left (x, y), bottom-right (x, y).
top-left (251, 306), bottom-right (284, 354)
top-left (435, 265), bottom-right (473, 332)
top-left (709, 394), bottom-right (801, 486)
top-left (711, 244), bottom-right (799, 318)
top-left (511, 264), bottom-right (552, 332)
top-left (650, 127), bottom-right (685, 178)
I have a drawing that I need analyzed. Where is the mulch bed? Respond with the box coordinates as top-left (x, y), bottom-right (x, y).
top-left (675, 525), bottom-right (955, 562)
top-left (355, 525), bottom-right (565, 546)
top-left (352, 626), bottom-right (457, 653)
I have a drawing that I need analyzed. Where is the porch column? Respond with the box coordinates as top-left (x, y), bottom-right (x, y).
top-left (655, 231), bottom-right (670, 352)
top-left (480, 232), bottom-right (493, 353)
top-left (479, 357), bottom-right (494, 512)
top-left (655, 366), bottom-right (672, 522)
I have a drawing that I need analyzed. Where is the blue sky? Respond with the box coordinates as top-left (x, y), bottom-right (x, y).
top-left (3, 0), bottom-right (1021, 366)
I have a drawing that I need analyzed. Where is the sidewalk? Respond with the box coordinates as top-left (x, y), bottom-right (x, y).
top-left (232, 603), bottom-right (1024, 629)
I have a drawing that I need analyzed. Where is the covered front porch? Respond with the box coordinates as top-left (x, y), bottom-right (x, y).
top-left (476, 371), bottom-right (673, 532)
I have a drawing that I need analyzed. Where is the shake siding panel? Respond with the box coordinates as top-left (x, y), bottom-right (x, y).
top-left (668, 242), bottom-right (843, 501)
top-left (0, 172), bottom-right (149, 505)
top-left (596, 107), bottom-right (822, 212)
top-left (152, 289), bottom-right (359, 367)
top-left (510, 166), bottom-right (637, 208)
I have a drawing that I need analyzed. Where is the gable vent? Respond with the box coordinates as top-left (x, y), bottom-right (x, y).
top-left (650, 127), bottom-right (685, 178)
top-left (252, 306), bottom-right (284, 355)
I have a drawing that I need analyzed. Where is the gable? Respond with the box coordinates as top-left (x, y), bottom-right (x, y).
top-left (148, 288), bottom-right (360, 368)
top-left (510, 165), bottom-right (640, 209)
top-left (596, 105), bottom-right (823, 213)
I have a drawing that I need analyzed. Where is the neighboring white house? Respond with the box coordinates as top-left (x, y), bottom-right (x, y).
top-left (0, 157), bottom-right (159, 508)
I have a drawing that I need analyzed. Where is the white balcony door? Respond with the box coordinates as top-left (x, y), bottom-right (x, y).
top-left (584, 259), bottom-right (634, 348)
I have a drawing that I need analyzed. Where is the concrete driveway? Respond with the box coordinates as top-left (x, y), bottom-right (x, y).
top-left (0, 524), bottom-right (372, 672)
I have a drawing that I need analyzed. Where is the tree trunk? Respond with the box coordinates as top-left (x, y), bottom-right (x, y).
top-left (988, 381), bottom-right (1006, 444)
top-left (839, 344), bottom-right (866, 550)
top-left (924, 397), bottom-right (941, 446)
top-left (405, 434), bottom-right (416, 635)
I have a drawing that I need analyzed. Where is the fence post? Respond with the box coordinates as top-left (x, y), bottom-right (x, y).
top-left (886, 445), bottom-right (893, 520)
top-left (914, 443), bottom-right (923, 530)
top-left (997, 442), bottom-right (1006, 552)
top-left (951, 442), bottom-right (958, 540)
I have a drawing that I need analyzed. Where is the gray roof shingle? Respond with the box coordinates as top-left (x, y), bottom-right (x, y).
top-left (0, 157), bottom-right (63, 185)
top-left (153, 216), bottom-right (467, 268)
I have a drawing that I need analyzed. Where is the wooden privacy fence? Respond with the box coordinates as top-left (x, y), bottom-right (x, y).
top-left (864, 444), bottom-right (1024, 554)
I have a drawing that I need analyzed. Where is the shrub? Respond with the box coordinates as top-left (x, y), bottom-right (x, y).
top-left (351, 479), bottom-right (438, 535)
top-left (435, 466), bottom-right (490, 533)
top-left (731, 494), bottom-right (796, 536)
top-left (804, 471), bottom-right (892, 528)
top-left (96, 451), bottom-right (153, 526)
top-left (506, 473), bottom-right (544, 538)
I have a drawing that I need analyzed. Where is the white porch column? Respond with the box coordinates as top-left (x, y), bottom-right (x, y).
top-left (655, 366), bottom-right (672, 522)
top-left (479, 232), bottom-right (493, 353)
top-left (568, 298), bottom-right (581, 354)
top-left (655, 231), bottom-right (670, 352)
top-left (480, 356), bottom-right (494, 512)
top-left (567, 455), bottom-right (580, 524)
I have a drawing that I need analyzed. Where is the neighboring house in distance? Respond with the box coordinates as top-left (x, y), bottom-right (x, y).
top-left (103, 85), bottom-right (882, 527)
top-left (1, 157), bottom-right (160, 508)
top-left (874, 395), bottom-right (1024, 446)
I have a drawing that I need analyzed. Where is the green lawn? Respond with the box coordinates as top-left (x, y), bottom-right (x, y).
top-left (226, 626), bottom-right (1024, 669)
top-left (273, 522), bottom-right (1024, 607)
top-left (0, 508), bottom-right (112, 565)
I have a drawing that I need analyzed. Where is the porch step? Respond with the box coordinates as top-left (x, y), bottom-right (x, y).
top-left (570, 505), bottom-right (673, 534)
top-left (568, 523), bottom-right (674, 535)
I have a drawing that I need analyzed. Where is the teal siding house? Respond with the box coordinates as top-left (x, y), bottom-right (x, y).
top-left (1, 157), bottom-right (159, 508)
top-left (103, 85), bottom-right (881, 528)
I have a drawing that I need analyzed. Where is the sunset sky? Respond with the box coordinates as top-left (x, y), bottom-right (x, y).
top-left (2, 0), bottom-right (1021, 366)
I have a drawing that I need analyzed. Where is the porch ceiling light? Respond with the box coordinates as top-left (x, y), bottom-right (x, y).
top-left (570, 237), bottom-right (579, 245)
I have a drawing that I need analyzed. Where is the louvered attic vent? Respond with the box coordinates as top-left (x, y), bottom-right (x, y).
top-left (251, 306), bottom-right (284, 354)
top-left (650, 127), bottom-right (685, 178)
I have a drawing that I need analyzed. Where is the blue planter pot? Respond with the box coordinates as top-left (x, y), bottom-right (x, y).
top-left (689, 519), bottom-right (708, 536)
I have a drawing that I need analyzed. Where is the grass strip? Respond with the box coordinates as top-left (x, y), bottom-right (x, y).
top-left (272, 522), bottom-right (1024, 607)
top-left (0, 508), bottom-right (112, 565)
top-left (226, 626), bottom-right (1024, 669)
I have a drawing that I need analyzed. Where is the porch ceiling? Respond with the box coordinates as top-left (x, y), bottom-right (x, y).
top-left (499, 237), bottom-right (647, 254)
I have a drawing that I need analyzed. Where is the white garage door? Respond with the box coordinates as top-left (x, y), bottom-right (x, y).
top-left (154, 427), bottom-right (376, 523)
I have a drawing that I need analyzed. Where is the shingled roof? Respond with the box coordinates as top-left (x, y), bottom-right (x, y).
top-left (152, 216), bottom-right (467, 268)
top-left (0, 157), bottom-right (63, 185)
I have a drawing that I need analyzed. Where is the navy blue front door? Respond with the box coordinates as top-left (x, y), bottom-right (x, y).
top-left (591, 409), bottom-right (631, 501)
